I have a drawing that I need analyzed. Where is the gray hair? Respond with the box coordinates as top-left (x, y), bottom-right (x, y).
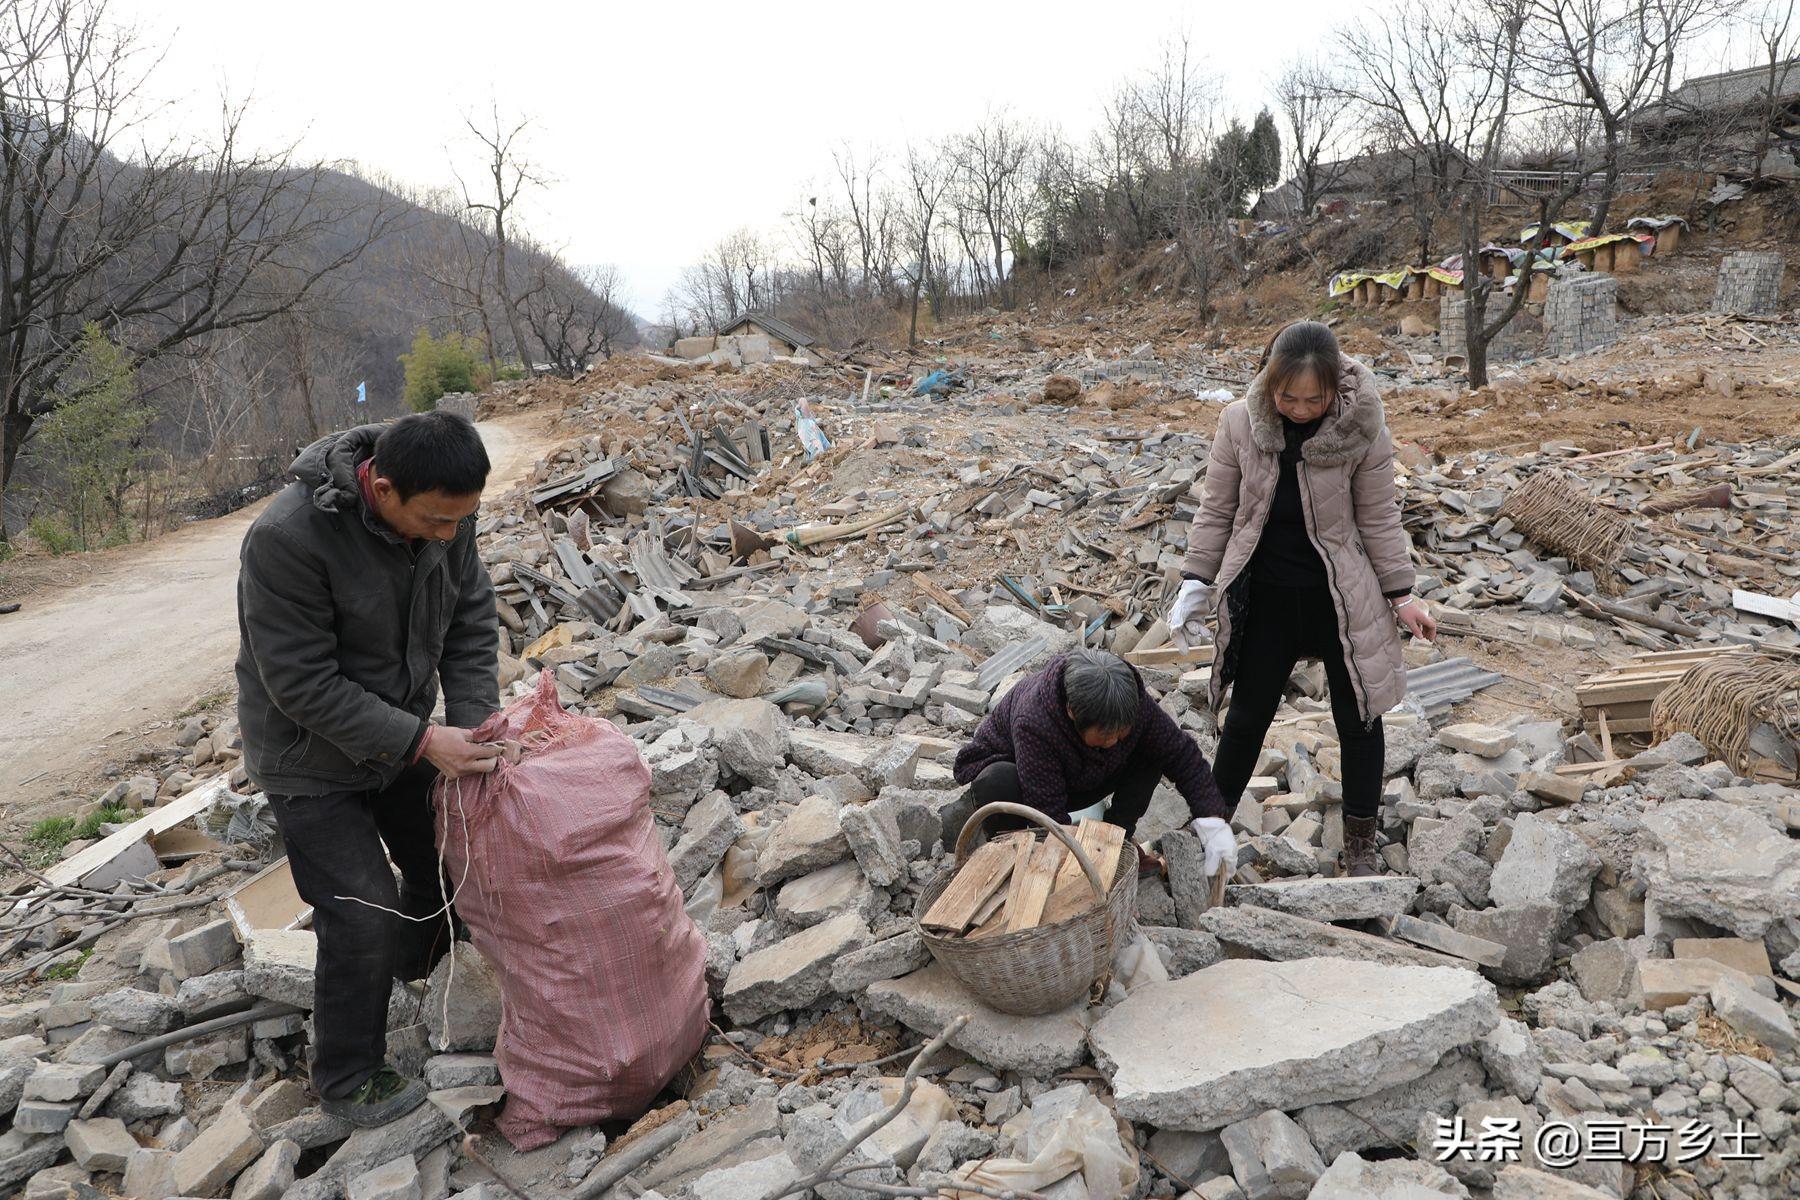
top-left (1063, 649), bottom-right (1140, 732)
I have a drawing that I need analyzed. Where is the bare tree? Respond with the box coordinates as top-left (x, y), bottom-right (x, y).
top-left (519, 259), bottom-right (636, 376)
top-left (1274, 58), bottom-right (1356, 221)
top-left (0, 0), bottom-right (396, 536)
top-left (1748, 0), bottom-right (1797, 185)
top-left (950, 113), bottom-right (1033, 309)
top-left (898, 141), bottom-right (950, 348)
top-left (1648, 0), bottom-right (1745, 98)
top-left (457, 105), bottom-right (541, 373)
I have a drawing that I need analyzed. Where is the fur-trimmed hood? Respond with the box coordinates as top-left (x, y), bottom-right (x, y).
top-left (1245, 353), bottom-right (1386, 466)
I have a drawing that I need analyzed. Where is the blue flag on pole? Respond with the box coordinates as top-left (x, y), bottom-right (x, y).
top-left (355, 381), bottom-right (367, 405)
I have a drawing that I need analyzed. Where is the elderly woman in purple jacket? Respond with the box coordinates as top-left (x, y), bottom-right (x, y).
top-left (951, 648), bottom-right (1239, 877)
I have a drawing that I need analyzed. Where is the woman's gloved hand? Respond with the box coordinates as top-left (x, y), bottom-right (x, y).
top-left (1169, 580), bottom-right (1214, 649)
top-left (1189, 816), bottom-right (1238, 878)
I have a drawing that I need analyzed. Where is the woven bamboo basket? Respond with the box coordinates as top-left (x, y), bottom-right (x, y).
top-left (914, 802), bottom-right (1137, 1016)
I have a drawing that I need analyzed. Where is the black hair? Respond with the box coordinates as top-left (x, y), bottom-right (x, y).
top-left (1063, 648), bottom-right (1140, 732)
top-left (1260, 320), bottom-right (1342, 401)
top-left (372, 411), bottom-right (491, 501)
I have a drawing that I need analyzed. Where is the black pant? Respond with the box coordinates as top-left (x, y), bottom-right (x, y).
top-left (268, 763), bottom-right (452, 1099)
top-left (1211, 582), bottom-right (1384, 820)
top-left (960, 758), bottom-right (1163, 841)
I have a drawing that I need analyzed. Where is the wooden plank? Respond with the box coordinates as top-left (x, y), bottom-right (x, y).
top-left (911, 573), bottom-right (973, 625)
top-left (1733, 588), bottom-right (1800, 624)
top-left (1040, 821), bottom-right (1127, 926)
top-left (1585, 715), bottom-right (1655, 736)
top-left (920, 833), bottom-right (1030, 933)
top-left (31, 780), bottom-right (227, 895)
top-left (1125, 645), bottom-right (1214, 669)
top-left (222, 858), bottom-right (313, 942)
top-left (1004, 839), bottom-right (1067, 933)
top-left (1598, 710), bottom-right (1614, 760)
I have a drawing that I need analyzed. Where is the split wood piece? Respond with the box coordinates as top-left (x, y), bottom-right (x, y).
top-left (1039, 821), bottom-right (1126, 926)
top-left (1561, 586), bottom-right (1701, 639)
top-left (919, 833), bottom-right (1031, 933)
top-left (784, 504), bottom-right (915, 549)
top-left (1003, 838), bottom-right (1067, 933)
top-left (911, 573), bottom-right (973, 625)
top-left (964, 838), bottom-right (1036, 940)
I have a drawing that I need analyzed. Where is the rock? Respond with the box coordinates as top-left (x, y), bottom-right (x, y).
top-left (1491, 1164), bottom-right (1616, 1198)
top-left (13, 1101), bottom-right (76, 1135)
top-left (23, 1062), bottom-right (104, 1103)
top-left (168, 919), bottom-right (242, 980)
top-left (122, 1148), bottom-right (177, 1199)
top-left (89, 988), bottom-right (181, 1035)
top-left (1225, 876), bottom-right (1419, 922)
top-left (840, 797), bottom-right (907, 888)
top-left (755, 795), bottom-right (850, 887)
top-left (773, 861), bottom-right (874, 928)
top-left (668, 794), bottom-right (744, 893)
top-left (243, 929), bottom-right (317, 1008)
top-left (246, 1080), bottom-right (310, 1134)
top-left (1142, 926), bottom-right (1225, 977)
top-left (232, 1139), bottom-right (302, 1200)
top-left (862, 964), bottom-right (1091, 1075)
top-left (64, 1117), bottom-right (137, 1172)
top-left (1294, 1053), bottom-right (1485, 1162)
top-left (705, 650), bottom-right (768, 699)
top-left (1727, 1054), bottom-right (1789, 1110)
top-left (1568, 938), bottom-right (1641, 1007)
top-left (1309, 1150), bottom-right (1469, 1199)
top-left (318, 1102), bottom-right (456, 1191)
top-left (1639, 799), bottom-right (1800, 938)
top-left (1436, 724), bottom-right (1515, 757)
top-left (423, 943), bottom-right (503, 1053)
top-left (1637, 957), bottom-right (1773, 1008)
top-left (1042, 375), bottom-right (1082, 402)
top-left (1406, 812), bottom-right (1484, 885)
top-left (1448, 904), bottom-right (1562, 985)
top-left (1473, 1017), bottom-right (1543, 1101)
top-left (1219, 1109), bottom-right (1326, 1199)
top-left (1399, 314), bottom-right (1433, 337)
top-left (170, 1103), bottom-right (263, 1198)
top-left (1710, 973), bottom-right (1798, 1053)
top-left (1196, 907), bottom-right (1469, 970)
top-left (349, 1154), bottom-right (422, 1200)
top-left (829, 932), bottom-right (931, 994)
top-left (1089, 957), bottom-right (1499, 1130)
top-left (723, 912), bottom-right (871, 1023)
top-left (424, 1054), bottom-right (500, 1090)
top-left (599, 468), bottom-right (651, 517)
top-left (1488, 814), bottom-right (1599, 917)
top-left (639, 1099), bottom-right (781, 1193)
top-left (1523, 772), bottom-right (1588, 806)
top-left (689, 1151), bottom-right (800, 1200)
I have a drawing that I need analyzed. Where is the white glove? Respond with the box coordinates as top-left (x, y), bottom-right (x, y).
top-left (1190, 816), bottom-right (1237, 878)
top-left (1169, 580), bottom-right (1213, 649)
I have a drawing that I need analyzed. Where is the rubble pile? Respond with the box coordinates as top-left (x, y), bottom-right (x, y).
top-left (1, 311), bottom-right (1797, 1200)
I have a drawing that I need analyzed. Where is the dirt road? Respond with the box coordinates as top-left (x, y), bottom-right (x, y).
top-left (0, 414), bottom-right (552, 816)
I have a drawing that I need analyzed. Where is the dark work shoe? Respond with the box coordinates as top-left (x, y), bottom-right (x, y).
top-left (1341, 814), bottom-right (1382, 878)
top-left (320, 1068), bottom-right (428, 1128)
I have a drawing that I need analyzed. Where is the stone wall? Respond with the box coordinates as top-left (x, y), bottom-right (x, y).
top-left (434, 392), bottom-right (479, 421)
top-left (1543, 275), bottom-right (1619, 357)
top-left (1439, 294), bottom-right (1536, 363)
top-left (1712, 250), bottom-right (1784, 316)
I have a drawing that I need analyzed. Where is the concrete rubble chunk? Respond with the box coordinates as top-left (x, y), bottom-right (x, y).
top-left (840, 797), bottom-right (908, 887)
top-left (89, 987), bottom-right (182, 1035)
top-left (168, 919), bottom-right (242, 980)
top-left (1709, 973), bottom-right (1798, 1053)
top-left (863, 963), bottom-right (1091, 1075)
top-left (1294, 1053), bottom-right (1486, 1162)
top-left (23, 1062), bottom-right (104, 1103)
top-left (1473, 1017), bottom-right (1543, 1101)
top-left (1488, 813), bottom-right (1599, 916)
top-left (422, 942), bottom-right (503, 1053)
top-left (723, 911), bottom-right (871, 1023)
top-left (1219, 1108), bottom-right (1326, 1200)
top-left (319, 1102), bottom-right (456, 1190)
top-left (754, 794), bottom-right (850, 887)
top-left (688, 1150), bottom-right (801, 1200)
top-left (1638, 799), bottom-right (1800, 938)
top-left (64, 1116), bottom-right (137, 1172)
top-left (348, 1154), bottom-right (422, 1200)
top-left (231, 1139), bottom-right (302, 1200)
top-left (1225, 876), bottom-right (1419, 922)
top-left (638, 1098), bottom-right (782, 1192)
top-left (829, 931), bottom-right (931, 994)
top-left (668, 794), bottom-right (743, 893)
top-left (1436, 724), bottom-right (1515, 757)
top-left (1637, 957), bottom-right (1774, 1009)
top-left (1195, 906), bottom-right (1470, 971)
top-left (1090, 957), bottom-right (1499, 1130)
top-left (1491, 1164), bottom-right (1616, 1198)
top-left (1308, 1149), bottom-right (1470, 1199)
top-left (170, 1103), bottom-right (263, 1198)
top-left (774, 860), bottom-right (874, 928)
top-left (1447, 903), bottom-right (1562, 985)
top-left (242, 929), bottom-right (317, 1008)
top-left (687, 697), bottom-right (789, 786)
top-left (123, 1147), bottom-right (178, 1199)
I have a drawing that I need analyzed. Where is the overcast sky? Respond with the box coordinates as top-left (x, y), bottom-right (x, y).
top-left (112, 0), bottom-right (1766, 316)
top-left (111, 0), bottom-right (1380, 315)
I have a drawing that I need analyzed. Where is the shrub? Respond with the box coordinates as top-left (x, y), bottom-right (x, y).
top-left (27, 515), bottom-right (77, 556)
top-left (401, 329), bottom-right (489, 412)
top-left (28, 326), bottom-right (145, 551)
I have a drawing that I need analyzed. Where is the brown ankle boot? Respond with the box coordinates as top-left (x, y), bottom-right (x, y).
top-left (1341, 814), bottom-right (1381, 878)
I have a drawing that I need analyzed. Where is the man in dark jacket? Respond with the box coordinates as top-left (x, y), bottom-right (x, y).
top-left (953, 648), bottom-right (1238, 876)
top-left (236, 411), bottom-right (500, 1127)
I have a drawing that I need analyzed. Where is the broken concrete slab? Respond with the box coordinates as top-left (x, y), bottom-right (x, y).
top-left (1194, 907), bottom-right (1471, 971)
top-left (422, 943), bottom-right (503, 1053)
top-left (773, 860), bottom-right (875, 928)
top-left (862, 963), bottom-right (1091, 1075)
top-left (1637, 957), bottom-right (1776, 1009)
top-left (839, 796), bottom-right (907, 888)
top-left (1308, 1149), bottom-right (1470, 1199)
top-left (1710, 973), bottom-right (1798, 1053)
top-left (1639, 799), bottom-right (1799, 938)
top-left (638, 1098), bottom-right (782, 1193)
top-left (232, 1139), bottom-right (302, 1200)
top-left (1224, 876), bottom-right (1419, 922)
top-left (1089, 957), bottom-right (1499, 1130)
top-left (1488, 813), bottom-right (1599, 917)
top-left (828, 931), bottom-right (931, 994)
top-left (1447, 903), bottom-right (1563, 986)
top-left (64, 1116), bottom-right (137, 1172)
top-left (668, 793), bottom-right (743, 893)
top-left (723, 911), bottom-right (872, 1023)
top-left (686, 697), bottom-right (789, 786)
top-left (242, 929), bottom-right (317, 1009)
top-left (1491, 1164), bottom-right (1616, 1198)
top-left (1294, 1052), bottom-right (1485, 1162)
top-left (1436, 723), bottom-right (1515, 757)
top-left (170, 1103), bottom-right (262, 1197)
top-left (754, 794), bottom-right (851, 887)
top-left (1218, 1108), bottom-right (1325, 1200)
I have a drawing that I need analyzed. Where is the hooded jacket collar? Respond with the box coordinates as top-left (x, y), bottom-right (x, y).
top-left (288, 425), bottom-right (405, 544)
top-left (1245, 353), bottom-right (1386, 466)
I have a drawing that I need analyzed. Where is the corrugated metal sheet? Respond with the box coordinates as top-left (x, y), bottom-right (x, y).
top-left (978, 637), bottom-right (1050, 692)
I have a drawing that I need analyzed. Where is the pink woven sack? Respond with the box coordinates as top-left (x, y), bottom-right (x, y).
top-left (433, 670), bottom-right (709, 1150)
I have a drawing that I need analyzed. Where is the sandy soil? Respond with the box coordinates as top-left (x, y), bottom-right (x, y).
top-left (0, 413), bottom-right (555, 816)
